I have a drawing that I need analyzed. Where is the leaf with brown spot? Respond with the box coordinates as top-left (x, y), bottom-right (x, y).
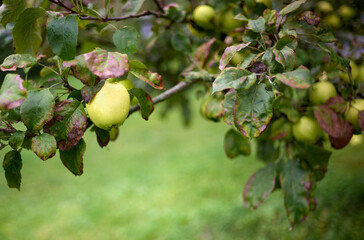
top-left (275, 66), bottom-right (311, 89)
top-left (358, 111), bottom-right (364, 131)
top-left (329, 120), bottom-right (353, 149)
top-left (219, 42), bottom-right (251, 71)
top-left (59, 138), bottom-right (86, 176)
top-left (194, 38), bottom-right (216, 69)
top-left (129, 60), bottom-right (164, 90)
top-left (325, 96), bottom-right (346, 114)
top-left (0, 54), bottom-right (37, 71)
top-left (0, 74), bottom-right (27, 110)
top-left (313, 105), bottom-right (344, 138)
top-left (63, 56), bottom-right (99, 86)
top-left (31, 133), bottom-right (57, 161)
top-left (298, 11), bottom-right (320, 26)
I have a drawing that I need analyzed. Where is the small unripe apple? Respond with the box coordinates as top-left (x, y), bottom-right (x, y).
top-left (355, 65), bottom-right (364, 84)
top-left (230, 52), bottom-right (244, 66)
top-left (256, 0), bottom-right (272, 8)
top-left (293, 116), bottom-right (322, 144)
top-left (86, 80), bottom-right (130, 130)
top-left (344, 99), bottom-right (364, 130)
top-left (193, 5), bottom-right (216, 30)
top-left (325, 14), bottom-right (341, 28)
top-left (187, 23), bottom-right (206, 37)
top-left (309, 81), bottom-right (337, 105)
top-left (220, 8), bottom-right (242, 33)
top-left (339, 5), bottom-right (356, 20)
top-left (340, 61), bottom-right (359, 83)
top-left (316, 1), bottom-right (333, 13)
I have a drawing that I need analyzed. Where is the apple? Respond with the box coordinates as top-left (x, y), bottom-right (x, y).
top-left (256, 0), bottom-right (272, 8)
top-left (356, 65), bottom-right (364, 84)
top-left (187, 23), bottom-right (206, 37)
top-left (193, 5), bottom-right (216, 30)
top-left (339, 5), bottom-right (356, 20)
top-left (344, 99), bottom-right (364, 130)
top-left (325, 14), bottom-right (341, 28)
top-left (309, 81), bottom-right (337, 105)
top-left (349, 134), bottom-right (363, 146)
top-left (219, 8), bottom-right (243, 33)
top-left (293, 116), bottom-right (322, 144)
top-left (316, 1), bottom-right (333, 13)
top-left (230, 52), bottom-right (244, 66)
top-left (86, 80), bottom-right (130, 130)
top-left (340, 61), bottom-right (359, 83)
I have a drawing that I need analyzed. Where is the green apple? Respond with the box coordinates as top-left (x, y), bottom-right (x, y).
top-left (344, 99), bottom-right (364, 130)
top-left (230, 52), bottom-right (244, 66)
top-left (339, 5), bottom-right (356, 20)
top-left (256, 0), bottom-right (272, 8)
top-left (220, 8), bottom-right (243, 33)
top-left (86, 80), bottom-right (130, 130)
top-left (316, 1), bottom-right (333, 13)
top-left (340, 61), bottom-right (359, 83)
top-left (119, 79), bottom-right (134, 90)
top-left (193, 5), bottom-right (215, 30)
top-left (309, 81), bottom-right (337, 105)
top-left (293, 116), bottom-right (322, 144)
top-left (349, 134), bottom-right (363, 146)
top-left (325, 14), bottom-right (341, 28)
top-left (355, 65), bottom-right (364, 84)
top-left (187, 23), bottom-right (206, 37)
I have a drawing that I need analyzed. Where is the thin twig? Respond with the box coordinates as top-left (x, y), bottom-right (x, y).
top-left (152, 0), bottom-right (165, 13)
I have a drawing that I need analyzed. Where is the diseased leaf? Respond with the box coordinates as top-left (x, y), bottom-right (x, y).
top-left (47, 15), bottom-right (78, 60)
top-left (0, 0), bottom-right (26, 27)
top-left (31, 133), bottom-right (57, 160)
top-left (164, 3), bottom-right (185, 22)
top-left (63, 56), bottom-right (99, 86)
top-left (280, 158), bottom-right (314, 227)
top-left (83, 48), bottom-right (129, 79)
top-left (121, 0), bottom-right (144, 15)
top-left (59, 138), bottom-right (86, 176)
top-left (243, 164), bottom-right (276, 209)
top-left (329, 120), bottom-right (354, 149)
top-left (273, 46), bottom-right (296, 71)
top-left (313, 105), bottom-right (346, 138)
top-left (279, 0), bottom-right (306, 16)
top-left (3, 150), bottom-right (22, 190)
top-left (275, 66), bottom-right (311, 89)
top-left (129, 60), bottom-right (164, 89)
top-left (13, 8), bottom-right (45, 56)
top-left (200, 95), bottom-right (224, 121)
top-left (270, 117), bottom-right (292, 140)
top-left (20, 89), bottom-right (55, 131)
top-left (113, 26), bottom-right (140, 54)
top-left (298, 11), bottom-right (320, 27)
top-left (237, 52), bottom-right (258, 69)
top-left (43, 99), bottom-right (87, 151)
top-left (224, 129), bottom-right (251, 159)
top-left (129, 88), bottom-right (154, 120)
top-left (81, 80), bottom-right (105, 103)
top-left (248, 16), bottom-right (265, 33)
top-left (0, 54), bottom-right (37, 71)
top-left (358, 111), bottom-right (364, 131)
top-left (234, 13), bottom-right (248, 21)
top-left (325, 96), bottom-right (347, 114)
top-left (9, 131), bottom-right (25, 150)
top-left (91, 126), bottom-right (110, 147)
top-left (219, 42), bottom-right (251, 70)
top-left (0, 74), bottom-right (27, 110)
top-left (213, 68), bottom-right (256, 93)
top-left (194, 38), bottom-right (216, 69)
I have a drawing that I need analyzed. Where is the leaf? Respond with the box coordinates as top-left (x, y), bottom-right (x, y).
top-left (280, 158), bottom-right (314, 227)
top-left (224, 129), bottom-right (251, 159)
top-left (129, 60), bottom-right (164, 89)
top-left (194, 38), bottom-right (216, 69)
top-left (273, 46), bottom-right (296, 71)
top-left (313, 105), bottom-right (346, 138)
top-left (234, 13), bottom-right (248, 21)
top-left (12, 7), bottom-right (45, 56)
top-left (298, 11), bottom-right (320, 27)
top-left (219, 42), bottom-right (250, 70)
top-left (20, 89), bottom-right (55, 131)
top-left (317, 43), bottom-right (349, 71)
top-left (224, 84), bottom-right (274, 138)
top-left (113, 26), bottom-right (140, 54)
top-left (83, 48), bottom-right (129, 79)
top-left (63, 56), bottom-right (99, 86)
top-left (164, 4), bottom-right (185, 22)
top-left (248, 16), bottom-right (265, 33)
top-left (275, 35), bottom-right (297, 50)
top-left (9, 131), bottom-right (25, 150)
top-left (171, 31), bottom-right (191, 53)
top-left (0, 74), bottom-right (27, 110)
top-left (47, 15), bottom-right (78, 60)
top-left (275, 66), bottom-right (312, 89)
top-left (91, 126), bottom-right (110, 148)
top-left (237, 52), bottom-right (258, 69)
top-left (0, 0), bottom-right (26, 27)
top-left (81, 80), bottom-right (105, 103)
top-left (270, 117), bottom-right (292, 140)
top-left (256, 138), bottom-right (276, 162)
top-left (359, 111), bottom-right (364, 131)
top-left (59, 138), bottom-right (86, 176)
top-left (279, 0), bottom-right (306, 16)
top-left (31, 133), bottom-right (57, 160)
top-left (325, 96), bottom-right (347, 114)
top-left (243, 164), bottom-right (276, 209)
top-left (0, 54), bottom-right (37, 71)
top-left (3, 150), bottom-right (22, 190)
top-left (200, 95), bottom-right (224, 121)
top-left (213, 68), bottom-right (256, 93)
top-left (121, 0), bottom-right (144, 15)
top-left (129, 88), bottom-right (154, 120)
top-left (43, 99), bottom-right (87, 151)
top-left (328, 120), bottom-right (353, 149)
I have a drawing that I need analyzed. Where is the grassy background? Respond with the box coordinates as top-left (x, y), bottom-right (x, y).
top-left (0, 98), bottom-right (363, 240)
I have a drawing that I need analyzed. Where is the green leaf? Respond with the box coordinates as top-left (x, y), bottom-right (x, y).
top-left (59, 138), bottom-right (86, 176)
top-left (0, 74), bottom-right (27, 110)
top-left (43, 99), bottom-right (87, 151)
top-left (280, 159), bottom-right (314, 227)
top-left (31, 133), bottom-right (57, 160)
top-left (0, 54), bottom-right (37, 71)
top-left (83, 48), bottom-right (130, 79)
top-left (129, 60), bottom-right (164, 89)
top-left (3, 150), bottom-right (22, 190)
top-left (279, 0), bottom-right (306, 16)
top-left (20, 89), bottom-right (55, 131)
top-left (219, 43), bottom-right (250, 70)
top-left (47, 15), bottom-right (78, 60)
top-left (275, 66), bottom-right (312, 89)
top-left (224, 129), bottom-right (251, 159)
top-left (224, 84), bottom-right (274, 138)
top-left (273, 46), bottom-right (296, 71)
top-left (0, 0), bottom-right (26, 27)
top-left (270, 117), bottom-right (292, 140)
top-left (317, 43), bottom-right (349, 71)
top-left (234, 13), bottom-right (248, 21)
top-left (194, 38), bottom-right (216, 69)
top-left (248, 16), bottom-right (265, 33)
top-left (91, 126), bottom-right (110, 148)
top-left (237, 52), bottom-right (258, 69)
top-left (243, 163), bottom-right (276, 209)
top-left (200, 95), bottom-right (224, 121)
top-left (9, 131), bottom-right (25, 150)
top-left (171, 31), bottom-right (191, 53)
top-left (129, 88), bottom-right (154, 120)
top-left (113, 26), bottom-right (140, 54)
top-left (164, 4), bottom-right (185, 22)
top-left (63, 56), bottom-right (99, 86)
top-left (121, 0), bottom-right (144, 15)
top-left (213, 68), bottom-right (256, 93)
top-left (12, 7), bottom-right (45, 56)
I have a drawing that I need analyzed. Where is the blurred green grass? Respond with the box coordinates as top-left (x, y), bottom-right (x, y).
top-left (0, 99), bottom-right (363, 240)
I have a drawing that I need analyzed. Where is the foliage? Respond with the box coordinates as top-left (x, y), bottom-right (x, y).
top-left (0, 0), bottom-right (363, 227)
